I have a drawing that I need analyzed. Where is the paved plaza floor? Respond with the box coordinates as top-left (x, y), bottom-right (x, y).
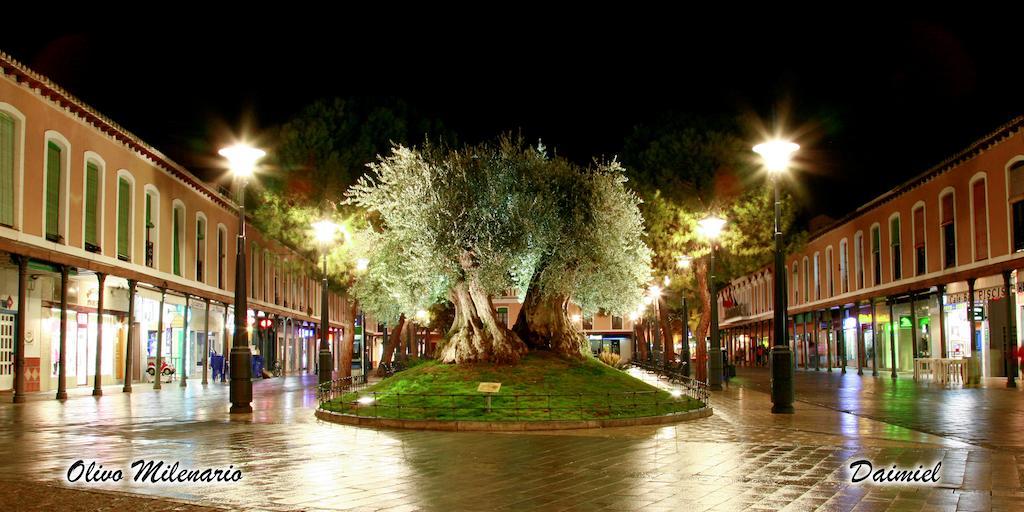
top-left (1, 367), bottom-right (1022, 511)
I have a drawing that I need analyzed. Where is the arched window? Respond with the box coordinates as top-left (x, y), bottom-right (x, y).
top-left (889, 214), bottom-right (901, 280)
top-left (1009, 160), bottom-right (1024, 252)
top-left (0, 104), bottom-right (26, 229)
top-left (172, 201), bottom-right (185, 276)
top-left (913, 203), bottom-right (926, 275)
top-left (825, 246), bottom-right (834, 297)
top-left (251, 242), bottom-right (259, 299)
top-left (43, 131), bottom-right (71, 243)
top-left (217, 224), bottom-right (227, 289)
top-left (144, 187), bottom-right (159, 268)
top-left (802, 257), bottom-right (809, 302)
top-left (116, 171), bottom-right (135, 262)
top-left (195, 213), bottom-right (207, 283)
top-left (854, 232), bottom-right (864, 289)
top-left (970, 174), bottom-right (989, 261)
top-left (792, 261), bottom-right (799, 304)
top-left (839, 239), bottom-right (849, 293)
top-left (82, 153), bottom-right (106, 253)
top-left (870, 224), bottom-right (881, 286)
top-left (940, 190), bottom-right (956, 269)
top-left (813, 253), bottom-right (820, 300)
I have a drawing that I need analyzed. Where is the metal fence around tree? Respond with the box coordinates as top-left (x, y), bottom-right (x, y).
top-left (630, 360), bottom-right (710, 405)
top-left (317, 381), bottom-right (706, 422)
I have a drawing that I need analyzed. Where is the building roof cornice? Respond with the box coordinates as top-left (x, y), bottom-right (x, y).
top-left (807, 114), bottom-right (1024, 242)
top-left (0, 51), bottom-right (239, 213)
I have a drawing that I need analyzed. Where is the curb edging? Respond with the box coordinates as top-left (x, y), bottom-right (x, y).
top-left (315, 406), bottom-right (713, 431)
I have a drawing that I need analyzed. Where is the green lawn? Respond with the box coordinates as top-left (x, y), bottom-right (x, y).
top-left (322, 352), bottom-right (704, 421)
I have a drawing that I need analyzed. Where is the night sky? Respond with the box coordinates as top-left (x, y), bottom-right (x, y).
top-left (3, 19), bottom-right (1022, 226)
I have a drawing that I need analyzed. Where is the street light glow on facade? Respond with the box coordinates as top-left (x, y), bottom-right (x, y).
top-left (218, 144), bottom-right (266, 178)
top-left (753, 140), bottom-right (799, 174)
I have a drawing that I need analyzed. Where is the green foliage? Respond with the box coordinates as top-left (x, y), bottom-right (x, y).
top-left (347, 137), bottom-right (652, 325)
top-left (250, 97), bottom-right (450, 292)
top-left (622, 114), bottom-right (805, 312)
top-left (323, 352), bottom-right (702, 421)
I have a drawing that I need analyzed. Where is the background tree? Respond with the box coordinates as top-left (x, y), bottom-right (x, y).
top-left (512, 155), bottom-right (651, 357)
top-left (252, 97), bottom-right (450, 377)
top-left (622, 114), bottom-right (804, 377)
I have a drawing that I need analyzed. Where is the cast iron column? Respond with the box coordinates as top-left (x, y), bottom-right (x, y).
top-left (888, 298), bottom-right (897, 379)
top-left (856, 301), bottom-right (865, 376)
top-left (318, 251), bottom-right (332, 386)
top-left (826, 309), bottom-right (833, 373)
top-left (202, 298), bottom-right (210, 385)
top-left (967, 278), bottom-right (978, 384)
top-left (230, 179), bottom-right (253, 414)
top-left (92, 272), bottom-right (106, 396)
top-left (838, 308), bottom-right (847, 374)
top-left (181, 293), bottom-right (190, 388)
top-left (937, 284), bottom-right (948, 359)
top-left (770, 174), bottom-right (794, 413)
top-left (155, 288), bottom-right (165, 390)
top-left (123, 280), bottom-right (137, 392)
top-left (681, 296), bottom-right (690, 376)
top-left (709, 246), bottom-right (723, 390)
top-left (13, 255), bottom-right (27, 403)
top-left (56, 265), bottom-right (68, 400)
top-left (1003, 271), bottom-right (1017, 388)
top-left (871, 300), bottom-right (879, 377)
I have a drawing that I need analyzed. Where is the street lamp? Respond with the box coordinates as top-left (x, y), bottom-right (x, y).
top-left (754, 139), bottom-right (799, 414)
top-left (698, 214), bottom-right (726, 390)
top-left (219, 143), bottom-right (265, 414)
top-left (676, 255), bottom-right (693, 376)
top-left (313, 219), bottom-right (339, 386)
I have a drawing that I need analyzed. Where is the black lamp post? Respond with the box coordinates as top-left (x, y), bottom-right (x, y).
top-left (220, 144), bottom-right (265, 415)
top-left (312, 220), bottom-right (340, 386)
top-left (754, 139), bottom-right (799, 414)
top-left (698, 215), bottom-right (726, 390)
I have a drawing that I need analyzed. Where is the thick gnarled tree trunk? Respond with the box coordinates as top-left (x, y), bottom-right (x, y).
top-left (437, 280), bottom-right (526, 364)
top-left (339, 294), bottom-right (358, 379)
top-left (375, 314), bottom-right (405, 376)
top-left (694, 261), bottom-right (711, 382)
top-left (513, 290), bottom-right (587, 358)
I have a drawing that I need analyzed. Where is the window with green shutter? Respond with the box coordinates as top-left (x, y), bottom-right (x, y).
top-left (0, 113), bottom-right (14, 227)
top-left (45, 142), bottom-right (61, 241)
top-left (117, 177), bottom-right (131, 260)
top-left (85, 163), bottom-right (100, 250)
top-left (144, 193), bottom-right (154, 267)
top-left (173, 207), bottom-right (181, 275)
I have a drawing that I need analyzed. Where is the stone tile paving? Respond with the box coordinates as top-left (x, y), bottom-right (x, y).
top-left (0, 367), bottom-right (1021, 511)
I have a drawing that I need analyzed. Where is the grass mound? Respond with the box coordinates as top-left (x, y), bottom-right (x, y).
top-left (322, 351), bottom-right (703, 421)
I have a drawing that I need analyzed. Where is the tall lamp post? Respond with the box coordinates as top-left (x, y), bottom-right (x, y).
top-left (220, 144), bottom-right (265, 414)
top-left (754, 139), bottom-right (799, 414)
top-left (698, 215), bottom-right (726, 390)
top-left (677, 256), bottom-right (692, 377)
top-left (313, 219), bottom-right (340, 386)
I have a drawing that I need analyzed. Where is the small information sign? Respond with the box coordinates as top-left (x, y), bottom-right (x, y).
top-left (477, 382), bottom-right (501, 393)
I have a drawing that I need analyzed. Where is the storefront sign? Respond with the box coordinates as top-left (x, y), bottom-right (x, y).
top-left (947, 286), bottom-right (1004, 304)
top-left (972, 306), bottom-right (985, 321)
top-left (899, 316), bottom-right (912, 328)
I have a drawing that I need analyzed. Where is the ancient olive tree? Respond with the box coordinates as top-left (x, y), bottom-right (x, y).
top-left (511, 157), bottom-right (651, 358)
top-left (348, 141), bottom-right (536, 363)
top-left (347, 138), bottom-right (652, 363)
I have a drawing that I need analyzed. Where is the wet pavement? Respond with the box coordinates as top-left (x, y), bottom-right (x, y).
top-left (1, 368), bottom-right (1022, 511)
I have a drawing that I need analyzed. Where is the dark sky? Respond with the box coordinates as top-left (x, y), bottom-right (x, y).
top-left (3, 19), bottom-right (1022, 225)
